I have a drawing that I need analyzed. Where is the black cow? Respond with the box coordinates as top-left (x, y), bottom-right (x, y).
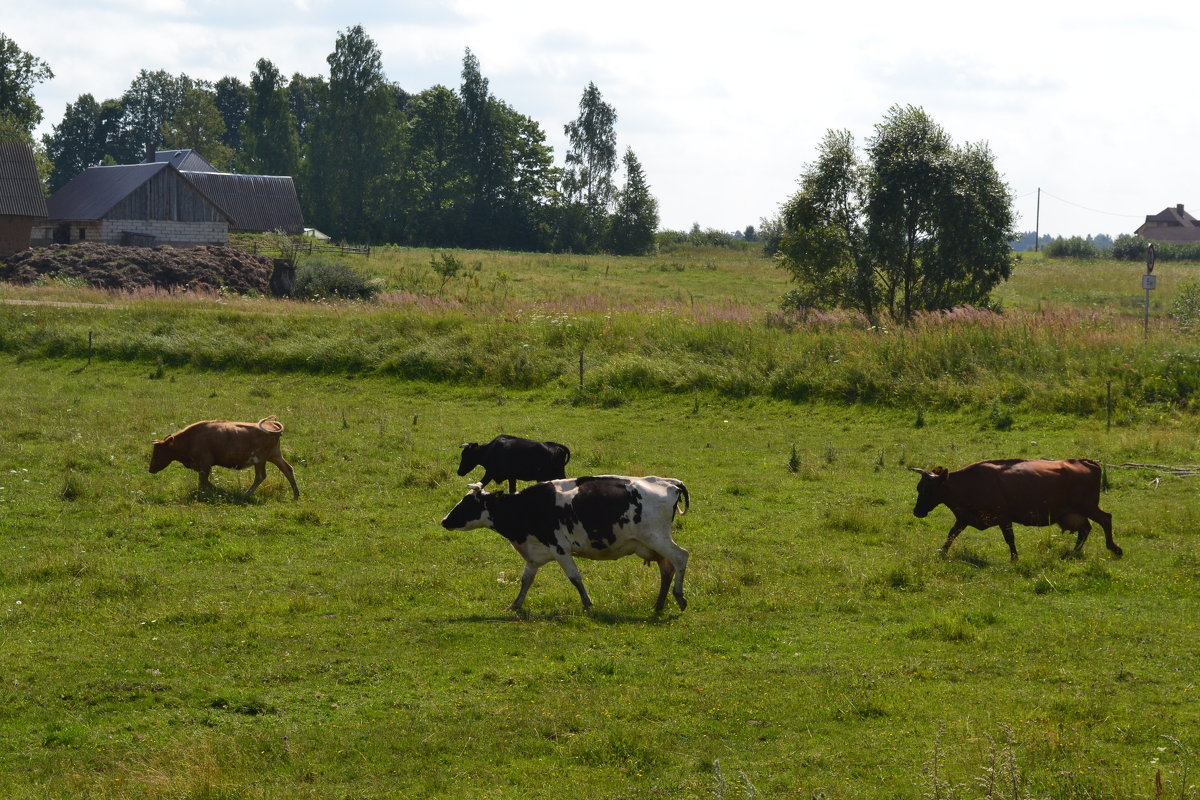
top-left (910, 458), bottom-right (1121, 561)
top-left (441, 475), bottom-right (690, 613)
top-left (457, 435), bottom-right (571, 493)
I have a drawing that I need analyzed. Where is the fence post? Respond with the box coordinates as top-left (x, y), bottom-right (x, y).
top-left (579, 351), bottom-right (585, 390)
top-left (87, 331), bottom-right (93, 366)
top-left (1106, 381), bottom-right (1112, 432)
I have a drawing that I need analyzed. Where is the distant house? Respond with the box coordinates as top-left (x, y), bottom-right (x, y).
top-left (1135, 204), bottom-right (1200, 244)
top-left (32, 162), bottom-right (232, 247)
top-left (31, 148), bottom-right (306, 247)
top-left (0, 140), bottom-right (49, 256)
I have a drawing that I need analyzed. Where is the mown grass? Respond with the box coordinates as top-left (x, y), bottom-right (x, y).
top-left (4, 247), bottom-right (1200, 797)
top-left (2, 357), bottom-right (1200, 799)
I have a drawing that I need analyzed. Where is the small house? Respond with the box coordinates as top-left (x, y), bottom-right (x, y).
top-left (0, 140), bottom-right (49, 256)
top-left (32, 162), bottom-right (231, 247)
top-left (1135, 204), bottom-right (1200, 244)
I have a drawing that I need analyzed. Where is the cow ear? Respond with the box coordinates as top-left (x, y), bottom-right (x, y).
top-left (932, 466), bottom-right (947, 477)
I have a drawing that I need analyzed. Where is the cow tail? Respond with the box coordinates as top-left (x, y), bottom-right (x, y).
top-left (674, 481), bottom-right (690, 516)
top-left (258, 416), bottom-right (284, 434)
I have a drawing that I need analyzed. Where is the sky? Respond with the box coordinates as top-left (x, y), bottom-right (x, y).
top-left (5, 1), bottom-right (1197, 238)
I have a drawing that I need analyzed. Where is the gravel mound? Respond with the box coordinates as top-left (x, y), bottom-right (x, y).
top-left (0, 243), bottom-right (277, 294)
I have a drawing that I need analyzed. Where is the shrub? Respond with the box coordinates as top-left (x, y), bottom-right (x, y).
top-left (1044, 236), bottom-right (1101, 259)
top-left (292, 260), bottom-right (382, 301)
top-left (1170, 282), bottom-right (1200, 333)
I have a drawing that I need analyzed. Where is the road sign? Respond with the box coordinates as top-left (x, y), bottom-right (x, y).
top-left (1143, 274), bottom-right (1157, 291)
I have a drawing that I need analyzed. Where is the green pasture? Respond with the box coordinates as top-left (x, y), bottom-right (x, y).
top-left (3, 248), bottom-right (1200, 798)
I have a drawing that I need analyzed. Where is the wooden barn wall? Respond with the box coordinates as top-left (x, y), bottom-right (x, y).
top-left (105, 170), bottom-right (223, 223)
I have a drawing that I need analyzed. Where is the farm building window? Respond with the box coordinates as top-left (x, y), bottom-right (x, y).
top-left (78, 228), bottom-right (87, 241)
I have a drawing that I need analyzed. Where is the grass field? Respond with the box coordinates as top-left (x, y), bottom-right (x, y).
top-left (3, 247), bottom-right (1200, 798)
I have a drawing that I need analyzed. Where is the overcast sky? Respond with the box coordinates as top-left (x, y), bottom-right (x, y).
top-left (5, 1), bottom-right (1196, 238)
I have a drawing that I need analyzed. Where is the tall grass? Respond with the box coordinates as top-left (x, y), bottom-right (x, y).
top-left (2, 292), bottom-right (1197, 419)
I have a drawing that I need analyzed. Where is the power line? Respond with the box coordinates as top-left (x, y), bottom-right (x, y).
top-left (1033, 189), bottom-right (1144, 219)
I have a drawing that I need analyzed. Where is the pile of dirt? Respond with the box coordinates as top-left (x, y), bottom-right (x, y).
top-left (0, 242), bottom-right (279, 294)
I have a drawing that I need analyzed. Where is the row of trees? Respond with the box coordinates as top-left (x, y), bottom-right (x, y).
top-left (3, 28), bottom-right (659, 254)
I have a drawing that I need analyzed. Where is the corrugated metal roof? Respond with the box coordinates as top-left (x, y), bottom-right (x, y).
top-left (154, 149), bottom-right (217, 173)
top-left (47, 163), bottom-right (173, 220)
top-left (0, 140), bottom-right (48, 218)
top-left (181, 171), bottom-right (304, 234)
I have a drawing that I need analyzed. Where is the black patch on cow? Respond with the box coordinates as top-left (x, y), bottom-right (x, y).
top-left (571, 479), bottom-right (638, 550)
top-left (483, 483), bottom-right (565, 552)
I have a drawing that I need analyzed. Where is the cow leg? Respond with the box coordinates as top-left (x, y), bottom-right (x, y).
top-left (554, 554), bottom-right (593, 611)
top-left (1070, 518), bottom-right (1092, 556)
top-left (1089, 508), bottom-right (1122, 557)
top-left (1000, 521), bottom-right (1018, 561)
top-left (654, 558), bottom-right (674, 613)
top-left (245, 463), bottom-right (268, 497)
top-left (509, 562), bottom-right (539, 611)
top-left (270, 455), bottom-right (301, 499)
top-left (655, 542), bottom-right (690, 612)
top-left (940, 521), bottom-right (967, 556)
top-left (508, 478), bottom-right (517, 494)
top-left (198, 467), bottom-right (215, 492)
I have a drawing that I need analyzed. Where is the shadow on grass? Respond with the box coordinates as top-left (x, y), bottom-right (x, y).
top-left (446, 607), bottom-right (682, 626)
top-left (183, 485), bottom-right (262, 506)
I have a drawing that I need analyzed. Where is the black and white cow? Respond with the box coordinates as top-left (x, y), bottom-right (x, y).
top-left (441, 475), bottom-right (690, 613)
top-left (457, 435), bottom-right (571, 494)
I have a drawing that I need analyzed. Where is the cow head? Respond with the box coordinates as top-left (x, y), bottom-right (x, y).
top-left (910, 466), bottom-right (948, 518)
top-left (148, 436), bottom-right (177, 473)
top-left (457, 442), bottom-right (482, 477)
top-left (441, 483), bottom-right (494, 530)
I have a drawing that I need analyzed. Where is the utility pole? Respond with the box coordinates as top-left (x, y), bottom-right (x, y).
top-left (1034, 187), bottom-right (1040, 252)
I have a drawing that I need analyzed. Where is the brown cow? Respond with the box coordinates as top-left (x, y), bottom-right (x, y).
top-left (149, 417), bottom-right (300, 499)
top-left (910, 458), bottom-right (1120, 561)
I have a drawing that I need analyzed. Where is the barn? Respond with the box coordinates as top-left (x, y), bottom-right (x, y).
top-left (153, 149), bottom-right (306, 235)
top-left (0, 140), bottom-right (49, 256)
top-left (32, 162), bottom-right (232, 247)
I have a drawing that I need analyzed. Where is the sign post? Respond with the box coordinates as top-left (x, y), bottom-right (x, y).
top-left (1144, 244), bottom-right (1157, 339)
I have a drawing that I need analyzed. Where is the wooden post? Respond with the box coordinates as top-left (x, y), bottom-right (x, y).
top-left (87, 331), bottom-right (93, 365)
top-left (578, 351), bottom-right (585, 390)
top-left (1106, 380), bottom-right (1112, 432)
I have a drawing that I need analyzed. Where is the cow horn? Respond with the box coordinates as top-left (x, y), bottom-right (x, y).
top-left (467, 482), bottom-right (483, 493)
top-left (460, 442), bottom-right (472, 450)
top-left (908, 467), bottom-right (926, 474)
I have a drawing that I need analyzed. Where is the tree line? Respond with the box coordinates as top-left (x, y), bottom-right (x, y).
top-left (2, 28), bottom-right (659, 254)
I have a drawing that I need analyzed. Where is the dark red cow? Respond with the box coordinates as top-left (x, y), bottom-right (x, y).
top-left (910, 458), bottom-right (1121, 561)
top-left (149, 417), bottom-right (300, 499)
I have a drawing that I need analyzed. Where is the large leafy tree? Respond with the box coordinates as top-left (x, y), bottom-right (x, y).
top-left (161, 86), bottom-right (236, 170)
top-left (241, 58), bottom-right (299, 176)
top-left (0, 33), bottom-right (53, 133)
top-left (306, 25), bottom-right (400, 241)
top-left (607, 147), bottom-right (658, 255)
top-left (110, 70), bottom-right (194, 163)
top-left (287, 72), bottom-right (325, 152)
top-left (560, 82), bottom-right (617, 252)
top-left (213, 76), bottom-right (250, 153)
top-left (777, 105), bottom-right (1014, 322)
top-left (456, 49), bottom-right (505, 248)
top-left (43, 93), bottom-right (108, 191)
top-left (398, 84), bottom-right (465, 246)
